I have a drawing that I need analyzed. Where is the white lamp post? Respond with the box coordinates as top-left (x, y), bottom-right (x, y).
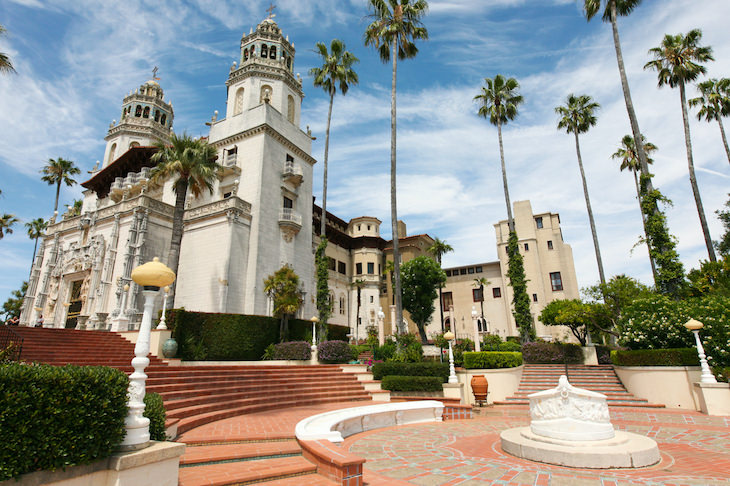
top-left (444, 330), bottom-right (458, 384)
top-left (120, 257), bottom-right (175, 451)
top-left (377, 307), bottom-right (385, 346)
top-left (684, 318), bottom-right (717, 384)
top-left (310, 316), bottom-right (319, 353)
top-left (156, 285), bottom-right (170, 330)
top-left (471, 306), bottom-right (481, 352)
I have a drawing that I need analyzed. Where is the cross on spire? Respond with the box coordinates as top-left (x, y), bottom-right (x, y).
top-left (152, 66), bottom-right (160, 81)
top-left (266, 3), bottom-right (276, 19)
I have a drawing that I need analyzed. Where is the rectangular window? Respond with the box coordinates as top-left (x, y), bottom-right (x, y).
top-left (473, 288), bottom-right (484, 302)
top-left (338, 261), bottom-right (346, 274)
top-left (547, 240), bottom-right (554, 250)
top-left (286, 154), bottom-right (294, 163)
top-left (532, 293), bottom-right (538, 302)
top-left (328, 258), bottom-right (336, 271)
top-left (536, 217), bottom-right (543, 229)
top-left (468, 267), bottom-right (475, 274)
top-left (283, 196), bottom-right (293, 209)
top-left (459, 268), bottom-right (467, 275)
top-left (369, 296), bottom-right (374, 303)
top-left (356, 263), bottom-right (362, 275)
top-left (493, 287), bottom-right (501, 298)
top-left (445, 270), bottom-right (452, 277)
top-left (550, 272), bottom-right (563, 291)
top-left (367, 262), bottom-right (375, 274)
top-left (475, 266), bottom-right (483, 273)
top-left (442, 292), bottom-right (453, 312)
top-left (524, 243), bottom-right (529, 251)
top-left (223, 192), bottom-right (232, 199)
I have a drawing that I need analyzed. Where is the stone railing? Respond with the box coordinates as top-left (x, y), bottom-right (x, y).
top-left (278, 208), bottom-right (302, 226)
top-left (184, 196), bottom-right (252, 222)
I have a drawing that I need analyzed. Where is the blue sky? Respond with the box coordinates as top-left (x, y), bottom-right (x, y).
top-left (1, 0), bottom-right (730, 307)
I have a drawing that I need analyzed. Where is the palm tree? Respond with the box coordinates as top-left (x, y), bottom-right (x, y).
top-left (364, 0), bottom-right (428, 335)
top-left (612, 135), bottom-right (658, 282)
top-left (0, 24), bottom-right (15, 74)
top-left (474, 75), bottom-right (523, 231)
top-left (40, 157), bottom-right (80, 218)
top-left (351, 278), bottom-right (366, 342)
top-left (25, 218), bottom-right (48, 270)
top-left (310, 39), bottom-right (359, 237)
top-left (583, 1), bottom-right (653, 189)
top-left (472, 276), bottom-right (490, 322)
top-left (645, 28), bottom-right (716, 262)
top-left (264, 266), bottom-right (303, 342)
top-left (427, 238), bottom-right (453, 333)
top-left (556, 94), bottom-right (605, 285)
top-left (689, 78), bottom-right (730, 165)
top-left (150, 133), bottom-right (221, 276)
top-left (0, 213), bottom-right (19, 240)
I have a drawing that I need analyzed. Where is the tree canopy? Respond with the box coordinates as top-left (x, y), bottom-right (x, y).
top-left (400, 255), bottom-right (446, 343)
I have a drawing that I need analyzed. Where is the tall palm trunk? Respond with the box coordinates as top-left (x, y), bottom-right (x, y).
top-left (53, 182), bottom-right (61, 215)
top-left (320, 91), bottom-right (335, 237)
top-left (497, 118), bottom-right (514, 232)
top-left (679, 81), bottom-right (716, 262)
top-left (168, 179), bottom-right (188, 278)
top-left (632, 171), bottom-right (658, 282)
top-left (28, 236), bottom-right (39, 279)
top-left (390, 41), bottom-right (404, 335)
top-left (573, 131), bottom-right (606, 284)
top-left (717, 118), bottom-right (730, 165)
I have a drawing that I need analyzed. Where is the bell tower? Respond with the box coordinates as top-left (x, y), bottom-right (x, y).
top-left (223, 15), bottom-right (303, 126)
top-left (101, 78), bottom-right (174, 169)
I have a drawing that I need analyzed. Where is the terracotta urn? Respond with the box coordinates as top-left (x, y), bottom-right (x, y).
top-left (471, 374), bottom-right (488, 405)
top-left (162, 337), bottom-right (178, 358)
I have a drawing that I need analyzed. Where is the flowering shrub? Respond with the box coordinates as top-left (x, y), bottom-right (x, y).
top-left (317, 340), bottom-right (351, 363)
top-left (273, 341), bottom-right (311, 360)
top-left (618, 295), bottom-right (730, 367)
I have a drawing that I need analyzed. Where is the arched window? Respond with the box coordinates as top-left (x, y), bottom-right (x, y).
top-left (269, 45), bottom-right (277, 59)
top-left (233, 87), bottom-right (244, 116)
top-left (286, 56), bottom-right (292, 70)
top-left (260, 44), bottom-right (268, 58)
top-left (129, 141), bottom-right (140, 149)
top-left (108, 143), bottom-right (117, 165)
top-left (287, 95), bottom-right (295, 123)
top-left (243, 48), bottom-right (249, 61)
top-left (135, 105), bottom-right (142, 117)
top-left (339, 296), bottom-right (345, 315)
top-left (160, 114), bottom-right (167, 126)
top-left (444, 318), bottom-right (451, 331)
top-left (260, 85), bottom-right (272, 104)
top-left (142, 106), bottom-right (150, 118)
top-left (154, 109), bottom-right (160, 122)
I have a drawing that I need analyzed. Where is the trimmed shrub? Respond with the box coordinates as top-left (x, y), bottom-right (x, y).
top-left (595, 345), bottom-right (612, 365)
top-left (168, 309), bottom-right (346, 361)
top-left (463, 351), bottom-right (523, 369)
top-left (273, 341), bottom-right (311, 360)
top-left (318, 340), bottom-right (351, 363)
top-left (381, 375), bottom-right (443, 392)
top-left (371, 362), bottom-right (449, 382)
top-left (498, 341), bottom-right (522, 352)
top-left (611, 348), bottom-right (699, 367)
top-left (522, 342), bottom-right (583, 364)
top-left (482, 334), bottom-right (503, 351)
top-left (391, 333), bottom-right (424, 362)
top-left (144, 392), bottom-right (166, 442)
top-left (372, 340), bottom-right (397, 361)
top-left (0, 363), bottom-right (129, 480)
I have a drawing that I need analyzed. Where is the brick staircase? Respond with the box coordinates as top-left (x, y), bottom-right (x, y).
top-left (13, 327), bottom-right (379, 485)
top-left (496, 364), bottom-right (665, 408)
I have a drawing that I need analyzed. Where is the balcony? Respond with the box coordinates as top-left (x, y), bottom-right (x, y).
top-left (278, 208), bottom-right (302, 241)
top-left (282, 161), bottom-right (303, 186)
top-left (220, 152), bottom-right (241, 177)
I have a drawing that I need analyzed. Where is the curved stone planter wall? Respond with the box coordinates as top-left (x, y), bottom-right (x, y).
top-left (458, 366), bottom-right (523, 405)
top-left (614, 366), bottom-right (701, 410)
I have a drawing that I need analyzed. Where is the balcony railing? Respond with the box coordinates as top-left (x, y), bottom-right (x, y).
top-left (225, 153), bottom-right (238, 166)
top-left (278, 208), bottom-right (302, 226)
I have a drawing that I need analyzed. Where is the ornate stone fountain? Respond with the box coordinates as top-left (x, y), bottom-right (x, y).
top-left (500, 375), bottom-right (660, 468)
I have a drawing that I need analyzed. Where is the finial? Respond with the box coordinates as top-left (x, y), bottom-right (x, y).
top-left (266, 3), bottom-right (276, 19)
top-left (152, 66), bottom-right (160, 81)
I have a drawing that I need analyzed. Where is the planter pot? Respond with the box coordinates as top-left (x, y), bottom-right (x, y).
top-left (162, 337), bottom-right (178, 358)
top-left (471, 374), bottom-right (488, 405)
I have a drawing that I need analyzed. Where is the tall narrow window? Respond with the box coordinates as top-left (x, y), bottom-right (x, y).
top-left (536, 217), bottom-right (543, 229)
top-left (547, 240), bottom-right (554, 250)
top-left (154, 109), bottom-right (160, 122)
top-left (160, 114), bottom-right (167, 126)
top-left (108, 143), bottom-right (117, 165)
top-left (550, 272), bottom-right (563, 291)
top-left (492, 287), bottom-right (501, 298)
top-left (367, 262), bottom-right (374, 274)
top-left (339, 296), bottom-right (345, 314)
top-left (524, 243), bottom-right (529, 251)
top-left (234, 87), bottom-right (244, 116)
top-left (283, 196), bottom-right (293, 209)
top-left (269, 45), bottom-right (277, 59)
top-left (287, 95), bottom-right (295, 123)
top-left (532, 293), bottom-right (538, 302)
top-left (356, 263), bottom-right (363, 275)
top-left (442, 292), bottom-right (453, 312)
top-left (261, 44), bottom-right (268, 58)
top-left (142, 106), bottom-right (150, 118)
top-left (135, 105), bottom-right (142, 117)
top-left (243, 48), bottom-right (249, 61)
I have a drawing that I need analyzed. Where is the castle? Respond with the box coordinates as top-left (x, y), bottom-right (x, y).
top-left (20, 16), bottom-right (579, 342)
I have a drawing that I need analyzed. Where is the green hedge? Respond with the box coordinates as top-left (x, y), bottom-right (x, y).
top-left (0, 363), bottom-right (129, 480)
top-left (167, 309), bottom-right (348, 361)
top-left (381, 375), bottom-right (443, 392)
top-left (371, 362), bottom-right (448, 382)
top-left (463, 351), bottom-right (523, 369)
top-left (611, 348), bottom-right (700, 367)
top-left (522, 342), bottom-right (583, 364)
top-left (144, 392), bottom-right (166, 442)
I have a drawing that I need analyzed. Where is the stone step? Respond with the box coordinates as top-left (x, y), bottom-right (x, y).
top-left (495, 398), bottom-right (665, 408)
top-left (177, 455), bottom-right (317, 486)
top-left (180, 440), bottom-right (302, 466)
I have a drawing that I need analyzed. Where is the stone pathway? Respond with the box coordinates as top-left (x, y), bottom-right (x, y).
top-left (341, 405), bottom-right (730, 486)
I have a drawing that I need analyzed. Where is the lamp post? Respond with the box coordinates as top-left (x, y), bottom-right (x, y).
top-left (684, 318), bottom-right (717, 384)
top-left (111, 283), bottom-right (130, 332)
top-left (310, 316), bottom-right (319, 353)
top-left (444, 330), bottom-right (458, 384)
top-left (471, 306), bottom-right (481, 352)
top-left (377, 307), bottom-right (385, 346)
top-left (156, 285), bottom-right (170, 330)
top-left (120, 257), bottom-right (175, 451)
